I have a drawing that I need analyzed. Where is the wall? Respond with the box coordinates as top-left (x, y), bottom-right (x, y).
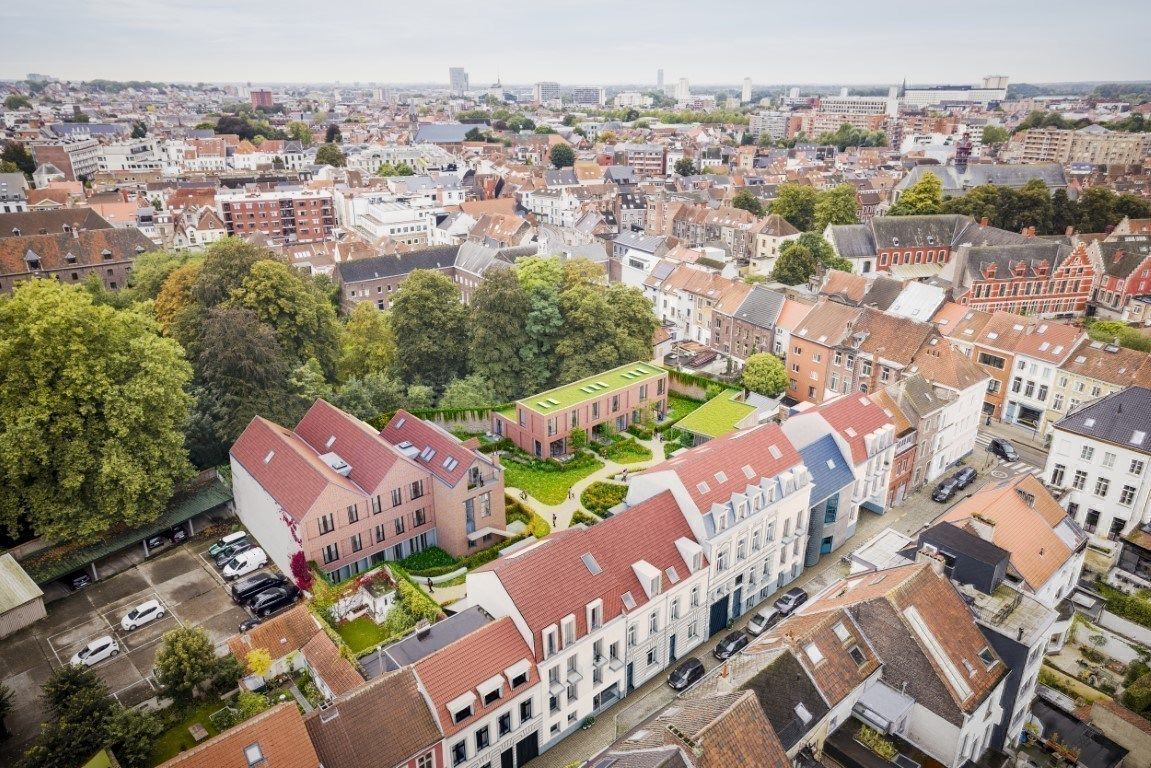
top-left (230, 457), bottom-right (304, 577)
top-left (1095, 611), bottom-right (1151, 651)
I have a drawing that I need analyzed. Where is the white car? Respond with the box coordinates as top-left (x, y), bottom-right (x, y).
top-left (121, 599), bottom-right (165, 631)
top-left (222, 548), bottom-right (268, 580)
top-left (71, 636), bottom-right (120, 667)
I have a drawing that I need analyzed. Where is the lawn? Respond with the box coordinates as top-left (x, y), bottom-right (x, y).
top-left (504, 456), bottom-right (605, 504)
top-left (664, 393), bottom-right (705, 424)
top-left (675, 389), bottom-right (755, 439)
top-left (335, 615), bottom-right (392, 653)
top-left (150, 697), bottom-right (227, 765)
top-left (593, 436), bottom-right (653, 464)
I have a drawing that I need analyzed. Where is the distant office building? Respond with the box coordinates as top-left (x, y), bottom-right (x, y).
top-left (570, 87), bottom-right (605, 107)
top-left (741, 78), bottom-right (752, 104)
top-left (903, 75), bottom-right (1008, 107)
top-left (449, 67), bottom-right (469, 96)
top-left (532, 81), bottom-right (560, 104)
top-left (657, 69), bottom-right (664, 89)
top-left (748, 111), bottom-right (789, 141)
top-left (675, 78), bottom-right (691, 102)
top-left (249, 89), bottom-right (274, 109)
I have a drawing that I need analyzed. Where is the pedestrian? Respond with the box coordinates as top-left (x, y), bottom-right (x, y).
top-left (568, 489), bottom-right (574, 500)
top-left (426, 577), bottom-right (434, 594)
top-left (552, 513), bottom-right (557, 527)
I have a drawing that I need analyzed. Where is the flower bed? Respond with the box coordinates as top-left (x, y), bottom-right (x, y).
top-left (581, 481), bottom-right (628, 516)
top-left (570, 509), bottom-right (601, 526)
top-left (592, 436), bottom-right (652, 464)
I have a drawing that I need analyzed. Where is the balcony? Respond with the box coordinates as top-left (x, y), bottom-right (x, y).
top-left (468, 470), bottom-right (498, 490)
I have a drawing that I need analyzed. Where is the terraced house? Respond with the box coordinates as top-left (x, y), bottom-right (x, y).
top-left (492, 362), bottom-right (668, 458)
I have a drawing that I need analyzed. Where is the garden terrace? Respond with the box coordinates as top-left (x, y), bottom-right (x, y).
top-left (675, 389), bottom-right (756, 441)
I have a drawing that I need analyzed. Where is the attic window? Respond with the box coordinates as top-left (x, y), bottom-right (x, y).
top-left (419, 446), bottom-right (435, 461)
top-left (263, 451), bottom-right (274, 464)
top-left (395, 417), bottom-right (406, 428)
top-left (1084, 418), bottom-right (1096, 428)
top-left (795, 702), bottom-right (813, 724)
top-left (978, 647), bottom-right (997, 668)
top-left (768, 445), bottom-right (782, 460)
top-left (826, 459), bottom-right (836, 469)
top-left (581, 553), bottom-right (602, 575)
top-left (101, 249), bottom-right (113, 260)
top-left (621, 591), bottom-right (637, 611)
top-left (742, 465), bottom-right (755, 479)
top-left (833, 622), bottom-right (850, 642)
top-left (442, 456), bottom-right (459, 472)
top-left (803, 643), bottom-right (824, 664)
top-left (1133, 431), bottom-right (1147, 446)
top-left (962, 660), bottom-right (976, 677)
top-left (714, 471), bottom-right (727, 484)
top-left (325, 435), bottom-right (336, 449)
top-left (845, 427), bottom-right (858, 438)
top-left (849, 645), bottom-right (866, 666)
top-left (696, 481), bottom-right (711, 494)
top-left (244, 744), bottom-right (265, 767)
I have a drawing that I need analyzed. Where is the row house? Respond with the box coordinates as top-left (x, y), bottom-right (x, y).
top-left (942, 240), bottom-right (1096, 318)
top-left (335, 245), bottom-right (458, 312)
top-left (825, 213), bottom-right (971, 276)
top-left (785, 299), bottom-right (862, 403)
top-left (968, 311), bottom-right (1045, 419)
top-left (230, 400), bottom-right (507, 582)
top-left (492, 362), bottom-right (668, 458)
top-left (870, 386), bottom-right (918, 506)
top-left (670, 204), bottom-right (758, 261)
top-left (467, 490), bottom-right (709, 752)
top-left (0, 224), bottom-right (153, 294)
top-left (1089, 232), bottom-right (1151, 319)
top-left (629, 422), bottom-right (814, 633)
top-left (1045, 387), bottom-right (1151, 552)
top-left (749, 213), bottom-right (801, 275)
top-left (1001, 320), bottom-right (1084, 434)
top-left (612, 230), bottom-right (670, 287)
top-left (1043, 340), bottom-right (1151, 437)
top-left (716, 284), bottom-right (787, 364)
top-left (171, 206), bottom-right (226, 251)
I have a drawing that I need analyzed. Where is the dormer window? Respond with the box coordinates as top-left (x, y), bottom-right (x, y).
top-left (65, 252), bottom-right (76, 263)
top-left (101, 248), bottom-right (113, 261)
top-left (448, 692), bottom-right (476, 724)
top-left (478, 675), bottom-right (504, 706)
top-left (978, 646), bottom-right (997, 669)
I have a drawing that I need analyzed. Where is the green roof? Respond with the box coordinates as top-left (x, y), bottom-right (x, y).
top-left (18, 476), bottom-right (233, 585)
top-left (82, 750), bottom-right (117, 768)
top-left (519, 362), bottom-right (666, 415)
top-left (676, 389), bottom-right (756, 439)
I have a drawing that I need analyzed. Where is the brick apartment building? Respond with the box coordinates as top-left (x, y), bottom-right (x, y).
top-left (493, 363), bottom-right (668, 458)
top-left (217, 187), bottom-right (334, 243)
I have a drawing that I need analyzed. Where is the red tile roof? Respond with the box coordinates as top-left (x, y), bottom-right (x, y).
top-left (159, 702), bottom-right (319, 768)
top-left (294, 399), bottom-right (401, 493)
top-left (476, 491), bottom-right (700, 658)
top-left (381, 409), bottom-right (479, 487)
top-left (809, 392), bottom-right (896, 463)
top-left (413, 617), bottom-right (536, 736)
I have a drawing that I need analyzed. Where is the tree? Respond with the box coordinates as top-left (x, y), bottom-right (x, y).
top-left (605, 283), bottom-right (659, 366)
top-left (1075, 187), bottom-right (1119, 233)
top-left (339, 302), bottom-right (396, 380)
top-left (731, 189), bottom-right (766, 217)
top-left (770, 233), bottom-right (839, 286)
top-left (516, 257), bottom-right (566, 392)
top-left (813, 184), bottom-right (860, 231)
top-left (191, 237), bottom-right (272, 309)
top-left (464, 127), bottom-right (487, 142)
top-left (377, 161), bottom-right (414, 177)
top-left (1052, 188), bottom-right (1078, 234)
top-left (290, 551), bottom-right (314, 591)
top-left (674, 158), bottom-right (697, 176)
top-left (742, 353), bottom-right (789, 397)
top-left (0, 141), bottom-right (35, 176)
top-left (889, 172), bottom-right (943, 216)
top-left (105, 708), bottom-right (163, 768)
top-left (130, 120), bottom-right (147, 139)
top-left (128, 249), bottom-right (197, 301)
top-left (390, 270), bottom-right (469, 391)
top-left (0, 281), bottom-right (192, 542)
top-left (1012, 179), bottom-right (1054, 234)
top-left (228, 260), bottom-right (341, 376)
top-left (981, 125), bottom-right (1010, 146)
top-left (314, 142), bottom-right (345, 167)
top-left (290, 358), bottom-right (332, 403)
top-left (286, 120), bottom-right (313, 146)
top-left (154, 261), bottom-right (202, 335)
top-left (4, 94), bottom-right (31, 110)
top-left (246, 648), bottom-right (273, 677)
top-left (19, 666), bottom-right (116, 768)
top-left (325, 123), bottom-right (342, 144)
top-left (154, 626), bottom-right (219, 703)
top-left (329, 372), bottom-right (407, 421)
top-left (0, 682), bottom-right (11, 740)
top-left (468, 268), bottom-right (539, 401)
top-left (439, 375), bottom-right (498, 409)
top-left (769, 183), bottom-right (819, 231)
top-left (550, 143), bottom-right (575, 169)
top-left (1115, 193), bottom-right (1151, 222)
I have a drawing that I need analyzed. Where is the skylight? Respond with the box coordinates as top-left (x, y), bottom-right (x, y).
top-left (1084, 418), bottom-right (1096, 428)
top-left (621, 591), bottom-right (636, 610)
top-left (742, 465), bottom-right (756, 479)
top-left (1133, 431), bottom-right (1147, 446)
top-left (696, 482), bottom-right (711, 494)
top-left (581, 553), bottom-right (602, 575)
top-left (442, 456), bottom-right (459, 471)
top-left (768, 445), bottom-right (782, 459)
top-left (714, 471), bottom-right (727, 484)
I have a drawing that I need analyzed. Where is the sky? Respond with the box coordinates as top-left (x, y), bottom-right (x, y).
top-left (2, 0), bottom-right (1148, 87)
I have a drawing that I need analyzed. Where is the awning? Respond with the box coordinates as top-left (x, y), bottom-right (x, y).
top-left (888, 262), bottom-right (943, 280)
top-left (549, 680), bottom-right (564, 696)
top-left (504, 658), bottom-right (532, 682)
top-left (861, 500), bottom-right (886, 515)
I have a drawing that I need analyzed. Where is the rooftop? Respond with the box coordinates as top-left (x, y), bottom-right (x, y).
top-left (958, 582), bottom-right (1058, 647)
top-left (675, 389), bottom-right (757, 439)
top-left (517, 361), bottom-right (666, 415)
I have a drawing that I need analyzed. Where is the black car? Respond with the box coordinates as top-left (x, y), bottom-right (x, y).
top-left (248, 585), bottom-right (301, 617)
top-left (712, 630), bottom-right (750, 660)
top-left (144, 535), bottom-right (166, 550)
top-left (214, 540), bottom-right (252, 568)
top-left (773, 587), bottom-right (809, 616)
top-left (667, 658), bottom-right (705, 690)
top-left (988, 438), bottom-right (1019, 462)
top-left (238, 617), bottom-right (263, 633)
top-left (932, 477), bottom-right (960, 503)
top-left (952, 466), bottom-right (977, 489)
top-left (65, 571), bottom-right (92, 591)
top-left (231, 571), bottom-right (288, 605)
top-left (168, 526), bottom-right (188, 544)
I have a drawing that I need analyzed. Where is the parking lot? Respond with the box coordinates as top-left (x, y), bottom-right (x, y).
top-left (0, 538), bottom-right (253, 761)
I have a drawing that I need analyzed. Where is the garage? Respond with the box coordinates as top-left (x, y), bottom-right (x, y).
top-left (0, 553), bottom-right (46, 639)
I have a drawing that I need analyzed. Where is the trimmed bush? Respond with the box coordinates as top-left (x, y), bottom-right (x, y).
top-left (628, 423), bottom-right (654, 440)
top-left (581, 481), bottom-right (628, 515)
top-left (571, 510), bottom-right (600, 526)
top-left (399, 546), bottom-right (458, 573)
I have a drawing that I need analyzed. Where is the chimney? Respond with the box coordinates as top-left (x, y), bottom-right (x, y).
top-left (968, 513), bottom-right (996, 543)
top-left (915, 547), bottom-right (946, 577)
top-left (980, 216), bottom-right (989, 228)
top-left (1017, 627), bottom-right (1025, 641)
top-left (776, 404), bottom-right (791, 423)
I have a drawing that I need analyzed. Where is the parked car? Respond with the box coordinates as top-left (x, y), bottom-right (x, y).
top-left (144, 535), bottom-right (166, 550)
top-left (988, 438), bottom-right (1018, 462)
top-left (932, 477), bottom-right (961, 503)
top-left (65, 571), bottom-right (92, 591)
top-left (231, 571), bottom-right (287, 605)
top-left (167, 526), bottom-right (188, 544)
top-left (214, 540), bottom-right (253, 568)
top-left (952, 466), bottom-right (978, 489)
top-left (238, 617), bottom-right (263, 633)
top-left (120, 599), bottom-right (166, 631)
top-left (774, 587), bottom-right (809, 616)
top-left (667, 657), bottom-right (706, 690)
top-left (222, 548), bottom-right (268, 581)
top-left (208, 531), bottom-right (248, 558)
top-left (248, 584), bottom-right (301, 617)
top-left (71, 636), bottom-right (119, 667)
top-left (746, 608), bottom-right (783, 637)
top-left (713, 630), bottom-right (750, 660)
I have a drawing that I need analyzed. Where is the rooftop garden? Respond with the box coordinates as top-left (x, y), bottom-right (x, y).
top-left (518, 362), bottom-right (664, 414)
top-left (674, 388), bottom-right (755, 439)
top-left (663, 393), bottom-right (705, 426)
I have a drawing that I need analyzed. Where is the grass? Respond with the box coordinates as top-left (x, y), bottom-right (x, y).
top-left (504, 455), bottom-right (605, 504)
top-left (665, 393), bottom-right (705, 424)
top-left (592, 436), bottom-right (653, 464)
top-left (150, 697), bottom-right (227, 765)
top-left (520, 362), bottom-right (664, 414)
top-left (581, 481), bottom-right (628, 515)
top-left (675, 389), bottom-right (755, 438)
top-left (334, 615), bottom-right (392, 654)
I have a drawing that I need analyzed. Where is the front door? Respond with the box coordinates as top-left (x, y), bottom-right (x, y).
top-left (820, 536), bottom-right (833, 555)
top-left (514, 733), bottom-right (539, 766)
top-left (669, 634), bottom-right (677, 663)
top-left (501, 748), bottom-right (514, 768)
top-left (626, 662), bottom-right (634, 693)
top-left (708, 598), bottom-right (729, 637)
top-left (731, 587), bottom-right (744, 618)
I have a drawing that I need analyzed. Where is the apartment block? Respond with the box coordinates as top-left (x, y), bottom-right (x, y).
top-left (1009, 125), bottom-right (1149, 166)
top-left (217, 186), bottom-right (334, 243)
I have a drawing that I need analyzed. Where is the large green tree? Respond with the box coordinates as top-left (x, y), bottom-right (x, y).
top-left (314, 142), bottom-right (346, 167)
top-left (0, 141), bottom-right (35, 176)
top-left (813, 184), bottom-right (860, 231)
top-left (889, 172), bottom-right (944, 216)
top-left (769, 183), bottom-right (819, 231)
top-left (439, 375), bottom-right (499, 409)
top-left (286, 120), bottom-right (313, 146)
top-left (1075, 187), bottom-right (1118, 234)
top-left (339, 302), bottom-right (396, 380)
top-left (468, 268), bottom-right (539, 401)
top-left (127, 249), bottom-right (198, 301)
top-left (330, 372), bottom-right (407, 421)
top-left (674, 158), bottom-right (697, 176)
top-left (731, 189), bottom-right (766, 217)
top-left (550, 144), bottom-right (575, 168)
top-left (770, 233), bottom-right (843, 286)
top-left (0, 281), bottom-right (192, 542)
top-left (390, 270), bottom-right (469, 391)
top-left (981, 125), bottom-right (1010, 146)
top-left (517, 257), bottom-right (566, 392)
top-left (154, 626), bottom-right (221, 703)
top-left (742, 353), bottom-right (789, 397)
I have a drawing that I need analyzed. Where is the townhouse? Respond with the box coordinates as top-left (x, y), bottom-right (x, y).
top-left (1090, 232), bottom-right (1151, 319)
top-left (870, 385), bottom-right (918, 505)
top-left (230, 400), bottom-right (506, 581)
top-left (718, 284), bottom-right (786, 364)
top-left (0, 223), bottom-right (154, 294)
top-left (217, 186), bottom-right (334, 244)
top-left (0, 172), bottom-right (28, 213)
top-left (613, 230), bottom-right (671, 287)
top-left (492, 362), bottom-right (668, 458)
top-left (969, 311), bottom-right (1043, 419)
top-left (1044, 340), bottom-right (1151, 438)
top-left (1001, 320), bottom-right (1084, 435)
top-left (1045, 387), bottom-right (1151, 548)
top-left (750, 213), bottom-right (801, 275)
top-left (785, 299), bottom-right (862, 403)
top-left (943, 240), bottom-right (1096, 318)
top-left (466, 490), bottom-right (709, 751)
top-left (629, 422), bottom-right (814, 631)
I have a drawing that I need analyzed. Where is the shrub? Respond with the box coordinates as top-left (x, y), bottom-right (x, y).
top-left (1081, 646), bottom-right (1106, 664)
top-left (478, 437), bottom-right (515, 454)
top-left (1123, 672), bottom-right (1151, 713)
top-left (627, 423), bottom-right (653, 440)
top-left (1125, 660), bottom-right (1150, 687)
top-left (245, 648), bottom-right (272, 677)
top-left (856, 724), bottom-right (898, 760)
top-left (570, 427), bottom-right (588, 450)
top-left (571, 510), bottom-right (600, 526)
top-left (399, 546), bottom-right (458, 573)
top-left (1100, 583), bottom-right (1151, 629)
top-left (391, 566), bottom-right (443, 623)
top-left (290, 551), bottom-right (314, 592)
top-left (581, 481), bottom-right (628, 515)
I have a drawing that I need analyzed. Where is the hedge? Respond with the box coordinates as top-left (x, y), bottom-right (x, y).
top-left (399, 546), bottom-right (458, 572)
top-left (581, 481), bottom-right (628, 515)
top-left (390, 565), bottom-right (445, 622)
top-left (571, 510), bottom-right (601, 526)
top-left (1099, 583), bottom-right (1151, 629)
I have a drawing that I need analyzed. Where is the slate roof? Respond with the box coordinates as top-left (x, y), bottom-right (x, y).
top-left (871, 214), bottom-right (970, 250)
top-left (413, 123), bottom-right (474, 144)
top-left (1098, 235), bottom-right (1151, 278)
top-left (920, 521), bottom-right (1011, 569)
top-left (741, 650), bottom-right (831, 750)
top-left (159, 703), bottom-right (319, 768)
top-left (1032, 697), bottom-right (1127, 768)
top-left (799, 435), bottom-right (855, 504)
top-left (335, 245), bottom-right (459, 284)
top-left (896, 164), bottom-right (1067, 195)
top-left (730, 285), bottom-right (786, 329)
top-left (860, 275), bottom-right (905, 310)
top-left (1054, 386), bottom-right (1151, 451)
top-left (826, 223), bottom-right (875, 260)
top-left (304, 668), bottom-right (441, 768)
top-left (382, 605), bottom-right (492, 668)
top-left (614, 230), bottom-right (666, 253)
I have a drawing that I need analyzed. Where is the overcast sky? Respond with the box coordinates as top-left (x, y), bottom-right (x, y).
top-left (2, 0), bottom-right (1148, 87)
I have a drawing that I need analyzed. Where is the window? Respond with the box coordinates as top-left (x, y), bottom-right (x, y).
top-left (1121, 485), bottom-right (1137, 506)
top-left (849, 645), bottom-right (866, 666)
top-left (475, 726), bottom-right (490, 750)
top-left (1053, 394), bottom-right (1064, 410)
top-left (979, 647), bottom-right (997, 668)
top-left (1131, 459), bottom-right (1145, 475)
top-left (1081, 445), bottom-right (1095, 461)
top-left (371, 495), bottom-right (382, 515)
top-left (374, 523), bottom-right (386, 543)
top-left (452, 703), bottom-right (473, 723)
top-left (498, 712), bottom-right (512, 737)
top-left (1072, 470), bottom-right (1087, 490)
top-left (410, 480), bottom-right (425, 499)
top-left (413, 507), bottom-right (427, 527)
top-left (647, 648), bottom-right (658, 667)
top-left (833, 622), bottom-right (850, 642)
top-left (690, 586), bottom-right (700, 607)
top-left (483, 685), bottom-right (502, 706)
top-left (543, 627), bottom-right (558, 658)
top-left (611, 394), bottom-right (620, 412)
top-left (350, 533), bottom-right (362, 553)
top-left (394, 517), bottom-right (406, 536)
top-left (452, 741), bottom-right (467, 766)
top-left (861, 360), bottom-right (872, 376)
top-left (417, 754), bottom-right (434, 768)
top-left (322, 543), bottom-right (339, 564)
top-left (391, 488), bottom-right (403, 507)
top-left (244, 744), bottom-right (265, 767)
top-left (1103, 452), bottom-right (1116, 469)
top-left (1095, 477), bottom-right (1110, 498)
top-left (987, 379), bottom-right (1001, 394)
top-left (1051, 464), bottom-right (1065, 486)
top-left (562, 616), bottom-right (576, 646)
top-left (318, 513), bottom-right (335, 535)
top-left (347, 504), bottom-right (359, 524)
top-left (649, 611), bottom-right (659, 634)
top-left (520, 699), bottom-right (533, 721)
top-left (627, 625), bottom-right (637, 647)
top-left (803, 643), bottom-right (824, 664)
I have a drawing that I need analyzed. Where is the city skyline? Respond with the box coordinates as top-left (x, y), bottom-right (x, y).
top-left (3, 0), bottom-right (1149, 86)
